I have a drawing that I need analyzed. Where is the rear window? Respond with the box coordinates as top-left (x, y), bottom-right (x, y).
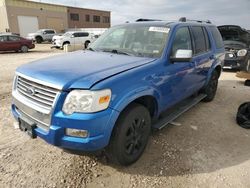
top-left (210, 26), bottom-right (224, 49)
top-left (45, 30), bottom-right (55, 34)
top-left (191, 26), bottom-right (207, 55)
top-left (203, 27), bottom-right (211, 51)
top-left (78, 32), bottom-right (89, 37)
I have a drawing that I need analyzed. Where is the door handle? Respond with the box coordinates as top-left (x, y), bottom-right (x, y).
top-left (209, 55), bottom-right (215, 59)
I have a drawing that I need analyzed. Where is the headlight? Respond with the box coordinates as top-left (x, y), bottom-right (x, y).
top-left (62, 89), bottom-right (111, 115)
top-left (237, 49), bottom-right (247, 57)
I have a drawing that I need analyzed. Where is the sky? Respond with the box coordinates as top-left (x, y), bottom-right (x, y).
top-left (32, 0), bottom-right (250, 29)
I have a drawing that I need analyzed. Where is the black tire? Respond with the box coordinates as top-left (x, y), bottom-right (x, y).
top-left (63, 42), bottom-right (70, 49)
top-left (244, 80), bottom-right (250, 86)
top-left (84, 41), bottom-right (90, 49)
top-left (107, 103), bottom-right (151, 166)
top-left (202, 70), bottom-right (219, 102)
top-left (20, 45), bottom-right (28, 53)
top-left (36, 36), bottom-right (43, 43)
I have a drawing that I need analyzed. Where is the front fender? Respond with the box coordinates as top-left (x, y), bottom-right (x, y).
top-left (111, 85), bottom-right (161, 114)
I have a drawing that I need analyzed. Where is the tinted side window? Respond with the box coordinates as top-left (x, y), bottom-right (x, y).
top-left (210, 26), bottom-right (224, 48)
top-left (8, 36), bottom-right (20, 41)
top-left (73, 33), bottom-right (79, 37)
top-left (45, 30), bottom-right (55, 34)
top-left (171, 27), bottom-right (192, 56)
top-left (78, 32), bottom-right (89, 37)
top-left (0, 36), bottom-right (8, 42)
top-left (191, 26), bottom-right (207, 55)
top-left (203, 27), bottom-right (211, 51)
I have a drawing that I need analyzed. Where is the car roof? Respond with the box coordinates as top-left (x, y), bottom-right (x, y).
top-left (0, 33), bottom-right (19, 36)
top-left (116, 20), bottom-right (216, 28)
top-left (71, 31), bottom-right (89, 33)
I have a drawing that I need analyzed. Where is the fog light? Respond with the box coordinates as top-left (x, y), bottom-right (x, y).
top-left (65, 129), bottom-right (88, 138)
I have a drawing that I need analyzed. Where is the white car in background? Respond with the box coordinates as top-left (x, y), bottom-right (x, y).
top-left (53, 31), bottom-right (95, 49)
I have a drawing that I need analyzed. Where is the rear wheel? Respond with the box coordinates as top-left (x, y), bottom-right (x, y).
top-left (20, 45), bottom-right (28, 53)
top-left (202, 70), bottom-right (219, 102)
top-left (84, 41), bottom-right (90, 49)
top-left (107, 103), bottom-right (151, 166)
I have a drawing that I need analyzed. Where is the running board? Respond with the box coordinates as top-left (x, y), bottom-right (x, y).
top-left (153, 94), bottom-right (207, 130)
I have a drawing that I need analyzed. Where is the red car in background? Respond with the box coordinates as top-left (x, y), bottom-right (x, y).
top-left (0, 34), bottom-right (35, 53)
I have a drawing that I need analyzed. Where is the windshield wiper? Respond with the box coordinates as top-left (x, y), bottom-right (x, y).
top-left (101, 49), bottom-right (132, 56)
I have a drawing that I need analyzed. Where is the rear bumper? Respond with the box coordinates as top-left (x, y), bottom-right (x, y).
top-left (29, 44), bottom-right (35, 49)
top-left (11, 103), bottom-right (119, 151)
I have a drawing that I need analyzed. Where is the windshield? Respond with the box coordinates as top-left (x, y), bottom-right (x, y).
top-left (36, 30), bottom-right (43, 33)
top-left (63, 32), bottom-right (73, 37)
top-left (89, 24), bottom-right (170, 58)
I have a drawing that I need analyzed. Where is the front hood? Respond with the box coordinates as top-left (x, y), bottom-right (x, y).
top-left (224, 40), bottom-right (248, 50)
top-left (16, 50), bottom-right (155, 90)
top-left (27, 33), bottom-right (36, 37)
top-left (53, 35), bottom-right (63, 40)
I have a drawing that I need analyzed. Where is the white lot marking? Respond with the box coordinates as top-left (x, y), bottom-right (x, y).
top-left (190, 125), bottom-right (198, 130)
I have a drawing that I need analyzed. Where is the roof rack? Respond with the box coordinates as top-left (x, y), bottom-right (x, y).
top-left (136, 18), bottom-right (162, 22)
top-left (179, 17), bottom-right (212, 24)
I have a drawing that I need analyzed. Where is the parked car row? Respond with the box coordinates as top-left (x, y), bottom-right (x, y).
top-left (0, 25), bottom-right (249, 72)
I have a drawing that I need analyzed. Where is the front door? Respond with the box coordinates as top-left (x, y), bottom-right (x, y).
top-left (164, 26), bottom-right (197, 107)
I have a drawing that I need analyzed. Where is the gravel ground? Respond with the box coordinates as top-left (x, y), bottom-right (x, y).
top-left (0, 44), bottom-right (250, 188)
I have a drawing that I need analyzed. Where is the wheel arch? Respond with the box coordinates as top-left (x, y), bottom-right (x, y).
top-left (205, 64), bottom-right (222, 86)
top-left (35, 35), bottom-right (43, 40)
top-left (63, 41), bottom-right (70, 45)
top-left (105, 92), bottom-right (160, 150)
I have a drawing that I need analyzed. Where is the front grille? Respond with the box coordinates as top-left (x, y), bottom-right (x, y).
top-left (16, 76), bottom-right (59, 112)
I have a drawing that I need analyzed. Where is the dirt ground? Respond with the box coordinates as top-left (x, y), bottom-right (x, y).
top-left (0, 44), bottom-right (250, 188)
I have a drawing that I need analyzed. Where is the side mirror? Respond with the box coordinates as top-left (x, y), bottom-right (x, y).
top-left (70, 35), bottom-right (74, 38)
top-left (43, 32), bottom-right (46, 35)
top-left (170, 49), bottom-right (193, 62)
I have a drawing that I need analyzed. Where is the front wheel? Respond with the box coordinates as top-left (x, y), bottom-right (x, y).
top-left (20, 45), bottom-right (28, 53)
top-left (84, 41), bottom-right (90, 49)
top-left (107, 103), bottom-right (151, 166)
top-left (202, 71), bottom-right (219, 102)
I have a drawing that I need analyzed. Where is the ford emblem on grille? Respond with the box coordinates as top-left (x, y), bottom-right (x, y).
top-left (25, 87), bottom-right (36, 96)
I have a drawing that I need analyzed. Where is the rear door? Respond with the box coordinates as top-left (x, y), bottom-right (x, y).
top-left (190, 26), bottom-right (213, 89)
top-left (78, 32), bottom-right (89, 45)
top-left (72, 32), bottom-right (80, 46)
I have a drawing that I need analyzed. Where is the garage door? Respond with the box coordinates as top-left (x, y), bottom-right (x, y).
top-left (47, 17), bottom-right (64, 33)
top-left (17, 16), bottom-right (39, 37)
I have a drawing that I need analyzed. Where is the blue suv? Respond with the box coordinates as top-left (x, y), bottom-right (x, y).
top-left (12, 18), bottom-right (225, 165)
